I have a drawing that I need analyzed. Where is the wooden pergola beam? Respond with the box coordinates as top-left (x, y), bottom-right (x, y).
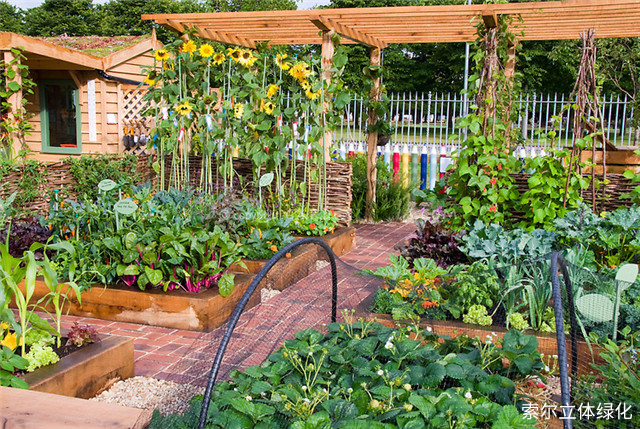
top-left (196, 27), bottom-right (257, 49)
top-left (482, 12), bottom-right (499, 28)
top-left (311, 16), bottom-right (387, 49)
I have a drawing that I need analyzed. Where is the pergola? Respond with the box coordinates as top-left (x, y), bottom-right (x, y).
top-left (143, 0), bottom-right (640, 217)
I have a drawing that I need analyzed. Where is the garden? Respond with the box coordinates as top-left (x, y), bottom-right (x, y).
top-left (1, 2), bottom-right (640, 429)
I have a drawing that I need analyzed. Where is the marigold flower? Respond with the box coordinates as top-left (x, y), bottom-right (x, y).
top-left (489, 204), bottom-right (498, 213)
top-left (309, 223), bottom-right (316, 230)
top-left (212, 52), bottom-right (225, 65)
top-left (154, 49), bottom-right (170, 62)
top-left (285, 252), bottom-right (292, 259)
top-left (270, 245), bottom-right (278, 252)
top-left (1, 332), bottom-right (18, 350)
top-left (199, 44), bottom-right (214, 58)
top-left (182, 40), bottom-right (196, 54)
top-left (266, 84), bottom-right (279, 99)
top-left (176, 101), bottom-right (193, 116)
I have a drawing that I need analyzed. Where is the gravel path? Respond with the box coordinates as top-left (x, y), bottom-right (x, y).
top-left (91, 376), bottom-right (204, 416)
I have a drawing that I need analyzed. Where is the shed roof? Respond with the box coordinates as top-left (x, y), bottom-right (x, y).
top-left (143, 0), bottom-right (640, 49)
top-left (0, 32), bottom-right (161, 71)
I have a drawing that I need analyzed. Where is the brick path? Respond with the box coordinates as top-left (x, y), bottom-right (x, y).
top-left (59, 222), bottom-right (416, 385)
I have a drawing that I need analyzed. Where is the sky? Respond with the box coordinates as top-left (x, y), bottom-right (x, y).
top-left (6, 0), bottom-right (331, 10)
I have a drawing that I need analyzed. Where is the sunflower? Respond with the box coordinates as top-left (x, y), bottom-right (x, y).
top-left (234, 104), bottom-right (244, 119)
top-left (228, 47), bottom-right (241, 63)
top-left (260, 99), bottom-right (275, 115)
top-left (305, 89), bottom-right (321, 100)
top-left (199, 44), bottom-right (214, 58)
top-left (143, 75), bottom-right (156, 86)
top-left (266, 84), bottom-right (279, 99)
top-left (154, 49), bottom-right (170, 62)
top-left (182, 40), bottom-right (197, 54)
top-left (275, 53), bottom-right (291, 71)
top-left (212, 52), bottom-right (225, 65)
top-left (176, 101), bottom-right (193, 116)
top-left (300, 80), bottom-right (310, 91)
top-left (238, 50), bottom-right (256, 68)
top-left (289, 62), bottom-right (311, 82)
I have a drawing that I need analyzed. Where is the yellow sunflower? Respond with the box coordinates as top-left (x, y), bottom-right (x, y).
top-left (212, 52), bottom-right (226, 65)
top-left (260, 99), bottom-right (275, 115)
top-left (176, 101), bottom-right (193, 116)
top-left (238, 49), bottom-right (256, 68)
top-left (275, 53), bottom-right (291, 71)
top-left (289, 62), bottom-right (311, 82)
top-left (228, 47), bottom-right (241, 63)
top-left (143, 75), bottom-right (156, 86)
top-left (182, 40), bottom-right (197, 54)
top-left (234, 104), bottom-right (244, 119)
top-left (266, 84), bottom-right (279, 99)
top-left (199, 44), bottom-right (214, 58)
top-left (154, 49), bottom-right (170, 62)
top-left (305, 89), bottom-right (321, 100)
top-left (300, 80), bottom-right (310, 91)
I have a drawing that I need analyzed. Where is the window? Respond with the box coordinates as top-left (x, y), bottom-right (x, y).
top-left (40, 80), bottom-right (81, 154)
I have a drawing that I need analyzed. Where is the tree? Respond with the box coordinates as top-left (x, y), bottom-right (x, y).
top-left (0, 1), bottom-right (24, 34)
top-left (206, 0), bottom-right (298, 12)
top-left (23, 0), bottom-right (98, 37)
top-left (96, 0), bottom-right (207, 42)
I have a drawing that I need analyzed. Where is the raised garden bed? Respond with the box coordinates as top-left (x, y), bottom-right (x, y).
top-left (14, 227), bottom-right (355, 332)
top-left (354, 292), bottom-right (605, 376)
top-left (23, 334), bottom-right (134, 399)
top-left (231, 226), bottom-right (357, 275)
top-left (0, 385), bottom-right (151, 428)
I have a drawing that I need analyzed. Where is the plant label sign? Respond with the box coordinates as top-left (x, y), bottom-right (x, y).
top-left (114, 199), bottom-right (138, 215)
top-left (98, 179), bottom-right (117, 192)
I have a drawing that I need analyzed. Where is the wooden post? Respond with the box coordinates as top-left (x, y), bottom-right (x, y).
top-left (321, 29), bottom-right (334, 162)
top-left (3, 50), bottom-right (22, 158)
top-left (504, 41), bottom-right (516, 79)
top-left (365, 47), bottom-right (381, 221)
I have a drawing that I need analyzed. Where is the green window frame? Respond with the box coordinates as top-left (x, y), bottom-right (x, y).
top-left (39, 79), bottom-right (82, 155)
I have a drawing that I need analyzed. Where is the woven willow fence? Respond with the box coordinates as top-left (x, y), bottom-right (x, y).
top-left (162, 156), bottom-right (353, 225)
top-left (0, 155), bottom-right (353, 225)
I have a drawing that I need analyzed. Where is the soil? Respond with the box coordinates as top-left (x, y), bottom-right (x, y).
top-left (16, 337), bottom-right (88, 375)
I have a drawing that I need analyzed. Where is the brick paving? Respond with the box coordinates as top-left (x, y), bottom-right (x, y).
top-left (58, 222), bottom-right (416, 386)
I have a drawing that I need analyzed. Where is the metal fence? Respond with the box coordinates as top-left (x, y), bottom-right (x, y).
top-left (334, 91), bottom-right (638, 149)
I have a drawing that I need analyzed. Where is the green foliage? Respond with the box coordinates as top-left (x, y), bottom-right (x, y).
top-left (150, 321), bottom-right (540, 428)
top-left (574, 327), bottom-right (640, 427)
top-left (462, 305), bottom-right (492, 326)
top-left (507, 313), bottom-right (530, 332)
top-left (460, 221), bottom-right (556, 267)
top-left (65, 154), bottom-right (142, 201)
top-left (24, 342), bottom-right (59, 372)
top-left (0, 345), bottom-right (28, 389)
top-left (292, 209), bottom-right (339, 236)
top-left (350, 154), bottom-right (411, 222)
top-left (440, 261), bottom-right (500, 319)
top-left (23, 0), bottom-right (98, 37)
top-left (0, 159), bottom-right (48, 206)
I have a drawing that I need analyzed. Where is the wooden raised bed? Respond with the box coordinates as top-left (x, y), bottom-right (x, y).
top-left (0, 386), bottom-right (151, 429)
top-left (232, 226), bottom-right (357, 275)
top-left (354, 293), bottom-right (604, 376)
top-left (17, 273), bottom-right (255, 332)
top-left (23, 334), bottom-right (134, 399)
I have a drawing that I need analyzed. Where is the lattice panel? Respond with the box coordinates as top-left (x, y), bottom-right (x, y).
top-left (122, 88), bottom-right (150, 122)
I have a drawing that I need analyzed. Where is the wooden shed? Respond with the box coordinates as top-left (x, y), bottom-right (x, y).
top-left (0, 31), bottom-right (161, 162)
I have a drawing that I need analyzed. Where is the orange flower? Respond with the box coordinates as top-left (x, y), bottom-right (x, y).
top-left (489, 205), bottom-right (498, 213)
top-left (309, 223), bottom-right (316, 230)
top-left (285, 252), bottom-right (292, 259)
top-left (270, 245), bottom-right (278, 252)
top-left (490, 177), bottom-right (497, 186)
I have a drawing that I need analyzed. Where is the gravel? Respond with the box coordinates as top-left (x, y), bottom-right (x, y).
top-left (91, 376), bottom-right (204, 416)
